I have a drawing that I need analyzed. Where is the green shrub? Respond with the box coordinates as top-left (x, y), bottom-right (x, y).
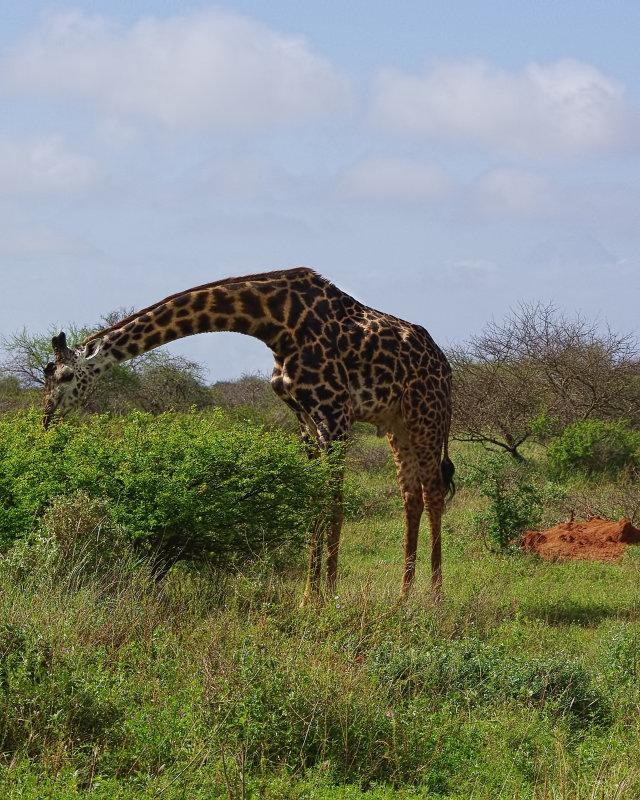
top-left (0, 409), bottom-right (332, 571)
top-left (547, 419), bottom-right (640, 480)
top-left (466, 453), bottom-right (544, 549)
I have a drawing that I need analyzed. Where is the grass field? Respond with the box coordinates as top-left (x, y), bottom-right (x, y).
top-left (1, 417), bottom-right (640, 798)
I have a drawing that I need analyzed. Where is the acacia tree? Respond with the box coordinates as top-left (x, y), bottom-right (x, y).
top-left (449, 350), bottom-right (541, 459)
top-left (451, 302), bottom-right (640, 459)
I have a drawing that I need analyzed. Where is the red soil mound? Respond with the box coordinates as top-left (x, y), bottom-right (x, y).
top-left (521, 517), bottom-right (640, 562)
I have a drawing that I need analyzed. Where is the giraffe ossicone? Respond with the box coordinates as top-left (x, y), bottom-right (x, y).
top-left (43, 267), bottom-right (454, 602)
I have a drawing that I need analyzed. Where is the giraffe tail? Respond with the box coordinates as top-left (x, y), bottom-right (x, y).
top-left (441, 454), bottom-right (455, 502)
top-left (441, 392), bottom-right (455, 501)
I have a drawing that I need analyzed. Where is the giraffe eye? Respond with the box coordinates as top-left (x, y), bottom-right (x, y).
top-left (59, 370), bottom-right (75, 383)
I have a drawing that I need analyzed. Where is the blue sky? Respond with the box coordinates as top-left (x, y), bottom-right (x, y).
top-left (1, 1), bottom-right (639, 380)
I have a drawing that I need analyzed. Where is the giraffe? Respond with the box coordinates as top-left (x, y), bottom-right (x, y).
top-left (42, 267), bottom-right (454, 602)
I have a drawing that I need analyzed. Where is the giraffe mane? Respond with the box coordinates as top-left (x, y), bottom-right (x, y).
top-left (82, 267), bottom-right (323, 344)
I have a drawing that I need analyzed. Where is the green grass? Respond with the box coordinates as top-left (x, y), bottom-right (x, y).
top-left (2, 419), bottom-right (640, 798)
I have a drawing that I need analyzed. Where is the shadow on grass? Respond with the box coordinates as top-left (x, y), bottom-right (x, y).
top-left (520, 599), bottom-right (640, 626)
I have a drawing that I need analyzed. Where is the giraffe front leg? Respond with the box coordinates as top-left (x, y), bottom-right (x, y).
top-left (323, 436), bottom-right (347, 596)
top-left (300, 477), bottom-right (344, 606)
top-left (297, 414), bottom-right (326, 607)
top-left (300, 520), bottom-right (325, 607)
top-left (294, 403), bottom-right (350, 607)
top-left (326, 488), bottom-right (344, 594)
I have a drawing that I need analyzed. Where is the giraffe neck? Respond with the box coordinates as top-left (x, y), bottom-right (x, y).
top-left (84, 271), bottom-right (311, 365)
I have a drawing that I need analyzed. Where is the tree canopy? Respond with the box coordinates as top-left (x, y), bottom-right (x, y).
top-left (450, 302), bottom-right (640, 458)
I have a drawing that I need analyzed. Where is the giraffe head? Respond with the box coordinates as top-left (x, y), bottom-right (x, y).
top-left (42, 332), bottom-right (105, 428)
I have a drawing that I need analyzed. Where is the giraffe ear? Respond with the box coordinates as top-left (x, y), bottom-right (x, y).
top-left (82, 339), bottom-right (103, 360)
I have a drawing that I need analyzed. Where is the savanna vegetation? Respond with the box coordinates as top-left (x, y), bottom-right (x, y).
top-left (0, 308), bottom-right (639, 799)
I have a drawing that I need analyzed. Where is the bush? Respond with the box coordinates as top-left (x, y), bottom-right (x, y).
top-left (547, 419), bottom-right (640, 480)
top-left (465, 453), bottom-right (545, 549)
top-left (0, 410), bottom-right (332, 572)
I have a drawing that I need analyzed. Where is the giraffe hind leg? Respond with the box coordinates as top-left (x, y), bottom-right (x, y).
top-left (401, 486), bottom-right (424, 599)
top-left (390, 419), bottom-right (449, 602)
top-left (423, 477), bottom-right (445, 601)
top-left (388, 428), bottom-right (424, 600)
top-left (414, 444), bottom-right (448, 602)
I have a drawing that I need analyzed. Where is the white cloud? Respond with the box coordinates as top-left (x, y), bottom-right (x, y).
top-left (466, 168), bottom-right (640, 234)
top-left (371, 58), bottom-right (637, 160)
top-left (444, 258), bottom-right (499, 288)
top-left (1, 9), bottom-right (351, 131)
top-left (0, 135), bottom-right (98, 196)
top-left (470, 167), bottom-right (560, 221)
top-left (340, 156), bottom-right (453, 202)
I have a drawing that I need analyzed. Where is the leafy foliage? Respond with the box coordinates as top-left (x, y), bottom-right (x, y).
top-left (547, 419), bottom-right (640, 480)
top-left (0, 409), bottom-right (331, 571)
top-left (465, 453), bottom-right (546, 549)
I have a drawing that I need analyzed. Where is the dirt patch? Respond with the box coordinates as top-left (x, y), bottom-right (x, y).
top-left (520, 517), bottom-right (640, 562)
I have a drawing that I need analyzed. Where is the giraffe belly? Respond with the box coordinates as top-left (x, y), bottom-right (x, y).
top-left (350, 379), bottom-right (402, 434)
top-left (354, 404), bottom-right (401, 438)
